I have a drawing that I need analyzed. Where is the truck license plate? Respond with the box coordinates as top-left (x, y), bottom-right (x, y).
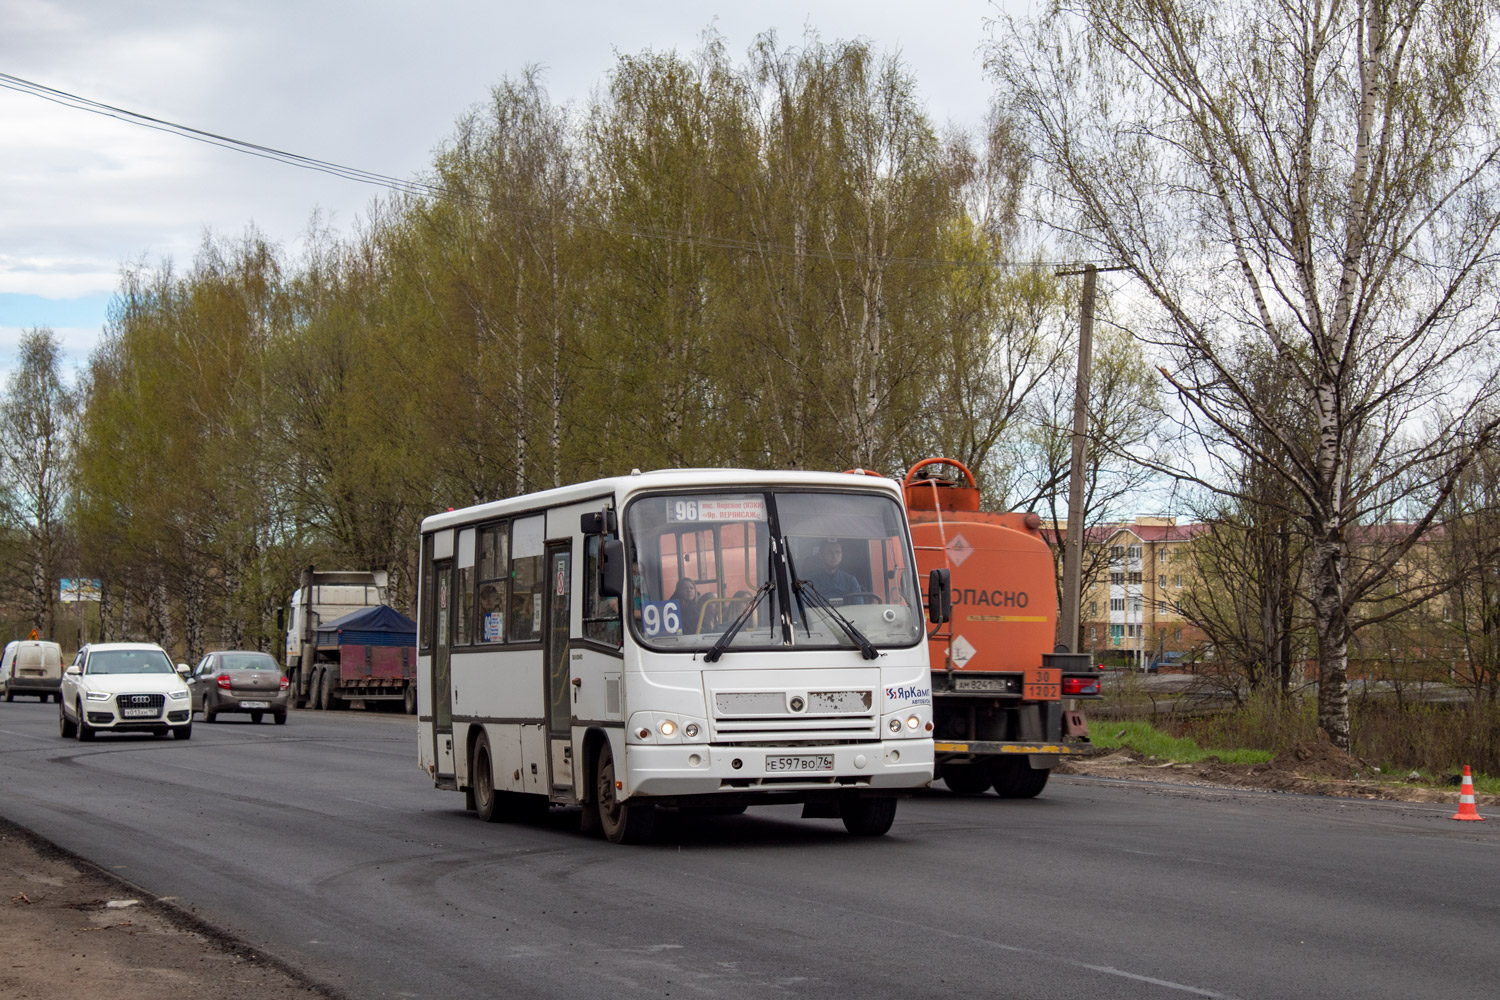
top-left (122, 707), bottom-right (158, 718)
top-left (240, 701), bottom-right (270, 709)
top-left (954, 677), bottom-right (1005, 692)
top-left (765, 754), bottom-right (834, 773)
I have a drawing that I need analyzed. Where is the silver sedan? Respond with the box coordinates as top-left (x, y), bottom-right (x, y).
top-left (189, 650), bottom-right (290, 724)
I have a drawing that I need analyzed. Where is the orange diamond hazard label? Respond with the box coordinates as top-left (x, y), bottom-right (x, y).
top-left (946, 533), bottom-right (973, 567)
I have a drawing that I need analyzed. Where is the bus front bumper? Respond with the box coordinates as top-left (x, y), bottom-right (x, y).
top-left (625, 739), bottom-right (933, 798)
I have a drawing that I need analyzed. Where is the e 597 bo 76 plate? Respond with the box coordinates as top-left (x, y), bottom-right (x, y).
top-left (765, 754), bottom-right (834, 773)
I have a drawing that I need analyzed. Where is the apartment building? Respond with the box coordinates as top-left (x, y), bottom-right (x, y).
top-left (1051, 517), bottom-right (1210, 669)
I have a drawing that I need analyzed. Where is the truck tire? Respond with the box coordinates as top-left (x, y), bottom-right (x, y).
top-left (404, 685), bottom-right (417, 716)
top-left (839, 796), bottom-right (897, 836)
top-left (938, 762), bottom-right (993, 795)
top-left (596, 742), bottom-right (655, 844)
top-left (319, 667), bottom-right (339, 710)
top-left (993, 759), bottom-right (1050, 799)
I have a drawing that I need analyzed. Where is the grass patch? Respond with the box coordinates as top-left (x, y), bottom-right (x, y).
top-left (1091, 720), bottom-right (1273, 765)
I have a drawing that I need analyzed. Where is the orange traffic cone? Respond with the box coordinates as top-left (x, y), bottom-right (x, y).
top-left (1451, 765), bottom-right (1485, 822)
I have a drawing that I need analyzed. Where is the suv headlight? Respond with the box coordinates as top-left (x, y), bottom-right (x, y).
top-left (85, 690), bottom-right (111, 702)
top-left (168, 689), bottom-right (190, 701)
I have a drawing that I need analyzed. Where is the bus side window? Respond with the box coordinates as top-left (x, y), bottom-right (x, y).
top-left (477, 523), bottom-right (508, 643)
top-left (509, 516), bottom-right (545, 643)
top-left (583, 536), bottom-right (622, 646)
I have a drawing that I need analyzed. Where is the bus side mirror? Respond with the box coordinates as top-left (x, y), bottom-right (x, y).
top-left (601, 539), bottom-right (625, 598)
top-left (580, 509), bottom-right (618, 536)
top-left (927, 568), bottom-right (952, 624)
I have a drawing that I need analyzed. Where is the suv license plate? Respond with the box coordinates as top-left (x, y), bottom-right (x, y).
top-left (122, 707), bottom-right (158, 718)
top-left (240, 701), bottom-right (270, 709)
top-left (765, 754), bottom-right (834, 773)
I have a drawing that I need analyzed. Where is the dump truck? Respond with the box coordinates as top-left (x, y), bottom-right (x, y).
top-left (283, 568), bottom-right (418, 713)
top-left (900, 458), bottom-right (1102, 798)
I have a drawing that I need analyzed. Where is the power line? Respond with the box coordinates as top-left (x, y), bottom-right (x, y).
top-left (1, 71), bottom-right (1104, 272)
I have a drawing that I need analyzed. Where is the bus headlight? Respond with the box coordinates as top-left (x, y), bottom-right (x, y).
top-left (906, 715), bottom-right (921, 730)
top-left (659, 720), bottom-right (677, 737)
top-left (684, 723), bottom-right (700, 739)
top-left (888, 717), bottom-right (902, 733)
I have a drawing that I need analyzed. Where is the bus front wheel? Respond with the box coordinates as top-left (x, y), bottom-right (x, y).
top-left (596, 743), bottom-right (655, 845)
top-left (839, 796), bottom-right (897, 836)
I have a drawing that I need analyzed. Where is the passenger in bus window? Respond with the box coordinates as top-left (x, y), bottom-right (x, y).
top-left (630, 558), bottom-right (649, 624)
top-left (804, 538), bottom-right (860, 600)
top-left (670, 577), bottom-right (702, 634)
top-left (478, 583), bottom-right (504, 642)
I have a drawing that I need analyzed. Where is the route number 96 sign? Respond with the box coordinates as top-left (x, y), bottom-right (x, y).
top-left (642, 600), bottom-right (684, 636)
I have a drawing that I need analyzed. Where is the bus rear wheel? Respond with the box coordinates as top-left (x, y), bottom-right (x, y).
top-left (839, 796), bottom-right (897, 836)
top-left (472, 734), bottom-right (503, 823)
top-left (596, 743), bottom-right (655, 845)
top-left (992, 759), bottom-right (1050, 799)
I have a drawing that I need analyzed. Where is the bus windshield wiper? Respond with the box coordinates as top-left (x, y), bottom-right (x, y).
top-left (794, 580), bottom-right (880, 660)
top-left (703, 577), bottom-right (775, 662)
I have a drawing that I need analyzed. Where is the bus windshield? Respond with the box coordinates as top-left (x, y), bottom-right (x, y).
top-left (625, 490), bottom-right (922, 655)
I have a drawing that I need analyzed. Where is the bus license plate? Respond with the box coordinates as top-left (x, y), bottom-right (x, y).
top-left (240, 701), bottom-right (270, 709)
top-left (766, 754), bottom-right (834, 773)
top-left (122, 707), bottom-right (158, 718)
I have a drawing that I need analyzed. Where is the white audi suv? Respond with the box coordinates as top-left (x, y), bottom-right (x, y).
top-left (59, 643), bottom-right (194, 741)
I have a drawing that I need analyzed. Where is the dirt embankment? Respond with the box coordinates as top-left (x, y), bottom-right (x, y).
top-left (0, 820), bottom-right (335, 1000)
top-left (1058, 736), bottom-right (1500, 807)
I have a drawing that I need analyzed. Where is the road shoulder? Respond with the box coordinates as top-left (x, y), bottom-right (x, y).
top-left (0, 817), bottom-right (337, 1000)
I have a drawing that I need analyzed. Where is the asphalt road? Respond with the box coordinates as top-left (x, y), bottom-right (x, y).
top-left (1, 699), bottom-right (1496, 1000)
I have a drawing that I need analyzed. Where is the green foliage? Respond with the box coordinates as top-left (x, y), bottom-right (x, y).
top-left (1089, 720), bottom-right (1273, 765)
top-left (55, 28), bottom-right (1130, 653)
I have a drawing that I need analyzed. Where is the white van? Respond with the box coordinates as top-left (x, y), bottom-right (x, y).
top-left (2, 640), bottom-right (64, 702)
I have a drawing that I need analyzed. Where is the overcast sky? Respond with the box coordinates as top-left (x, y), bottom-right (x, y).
top-left (0, 0), bottom-right (1025, 382)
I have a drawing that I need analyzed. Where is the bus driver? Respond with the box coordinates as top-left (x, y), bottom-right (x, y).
top-left (803, 538), bottom-right (860, 600)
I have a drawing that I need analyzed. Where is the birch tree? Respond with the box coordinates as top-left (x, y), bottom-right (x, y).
top-left (995, 0), bottom-right (1500, 748)
top-left (0, 327), bottom-right (74, 638)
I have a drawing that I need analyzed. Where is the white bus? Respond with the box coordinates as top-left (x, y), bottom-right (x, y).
top-left (416, 468), bottom-right (951, 843)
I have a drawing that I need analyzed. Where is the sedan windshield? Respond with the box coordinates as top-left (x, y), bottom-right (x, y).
top-left (86, 650), bottom-right (175, 674)
top-left (626, 489), bottom-right (922, 656)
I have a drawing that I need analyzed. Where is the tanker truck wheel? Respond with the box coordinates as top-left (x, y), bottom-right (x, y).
top-left (404, 685), bottom-right (417, 715)
top-left (938, 762), bottom-right (993, 795)
top-left (992, 759), bottom-right (1050, 799)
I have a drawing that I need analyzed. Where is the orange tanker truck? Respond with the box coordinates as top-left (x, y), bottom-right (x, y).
top-left (899, 457), bottom-right (1101, 798)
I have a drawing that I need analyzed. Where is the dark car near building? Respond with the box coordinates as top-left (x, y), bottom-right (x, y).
top-left (189, 650), bottom-right (290, 724)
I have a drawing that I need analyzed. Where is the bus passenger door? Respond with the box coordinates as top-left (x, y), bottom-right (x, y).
top-left (431, 560), bottom-right (456, 778)
top-left (544, 542), bottom-right (573, 792)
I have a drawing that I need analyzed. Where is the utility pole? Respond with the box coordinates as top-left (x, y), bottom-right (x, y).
top-left (1054, 263), bottom-right (1129, 655)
